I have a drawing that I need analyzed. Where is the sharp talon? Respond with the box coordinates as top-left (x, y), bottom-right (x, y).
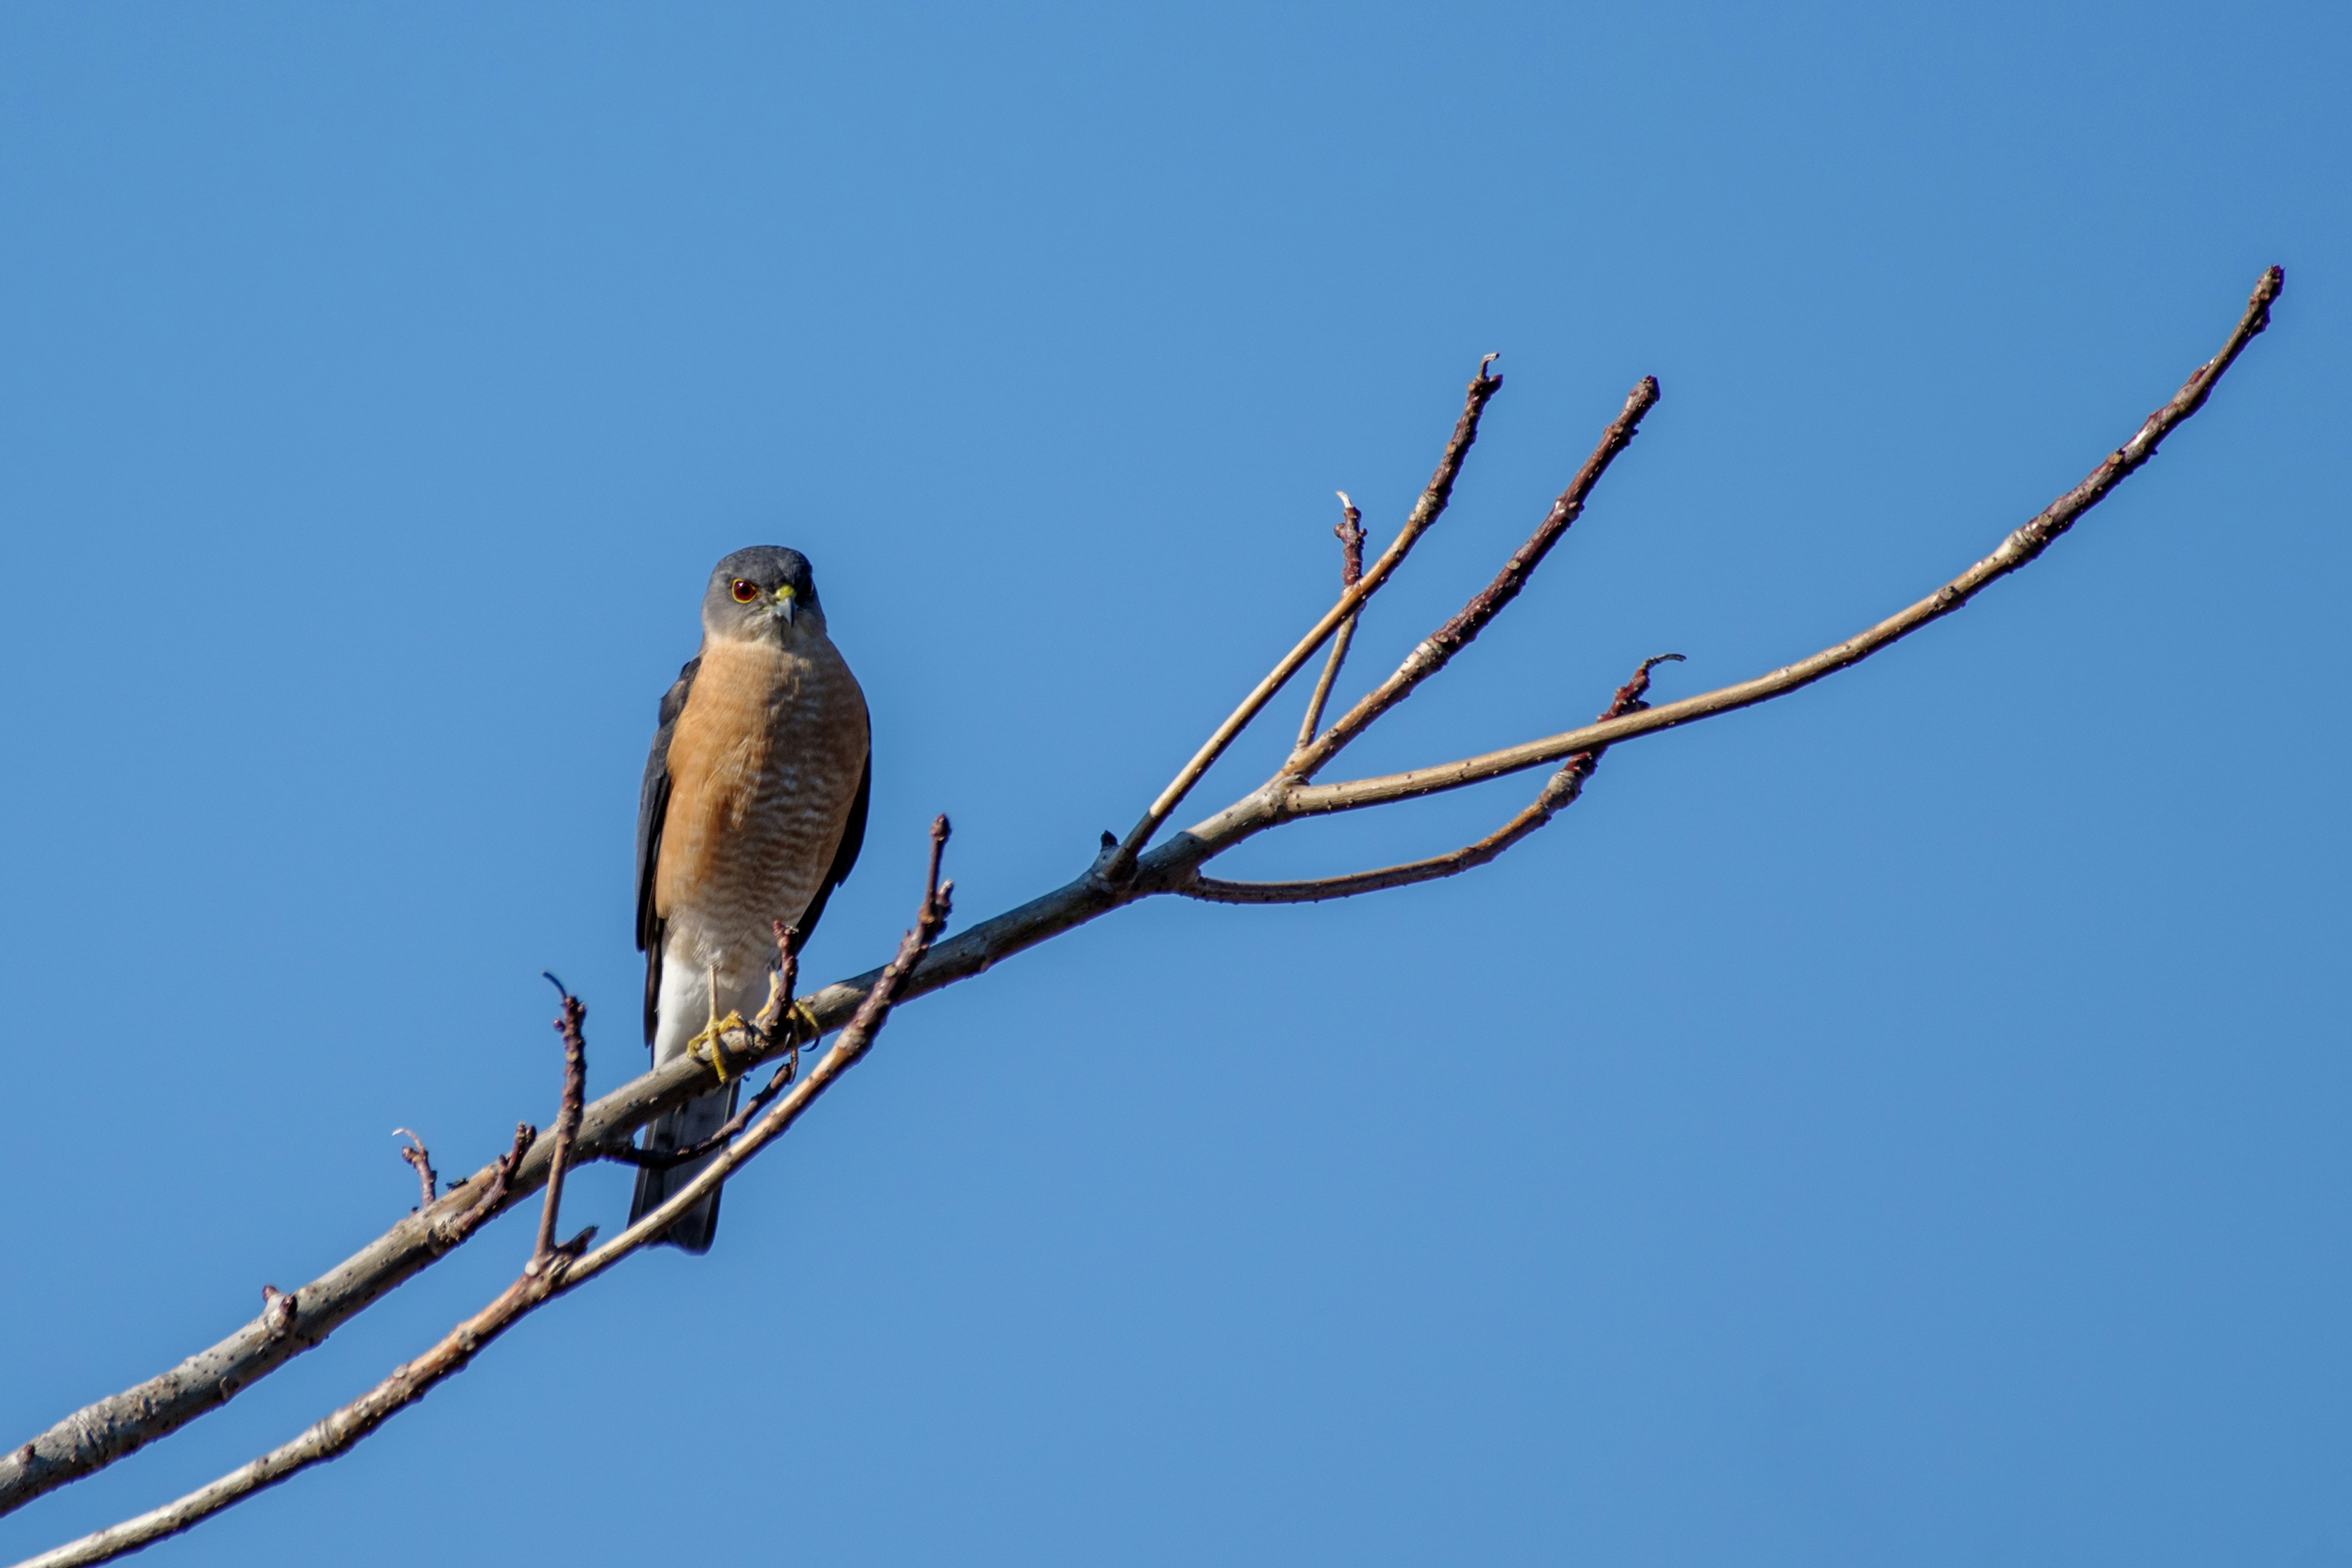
top-left (791, 1001), bottom-right (823, 1044)
top-left (690, 1011), bottom-right (748, 1084)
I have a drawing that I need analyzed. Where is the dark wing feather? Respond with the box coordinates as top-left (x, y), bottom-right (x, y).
top-left (794, 731), bottom-right (871, 946)
top-left (637, 656), bottom-right (701, 1046)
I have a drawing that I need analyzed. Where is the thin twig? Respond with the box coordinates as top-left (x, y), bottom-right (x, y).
top-left (0, 271), bottom-right (2282, 1524)
top-left (605, 921), bottom-right (810, 1170)
top-left (443, 1123), bottom-right (534, 1246)
top-left (1286, 268), bottom-right (2283, 818)
top-left (1189, 654), bottom-right (1681, 903)
top-left (529, 983), bottom-right (589, 1273)
top-left (1294, 491), bottom-right (1368, 749)
top-left (391, 1131), bottom-right (435, 1210)
top-left (1106, 357), bottom-right (1502, 879)
top-left (14, 824), bottom-right (957, 1568)
top-left (1289, 375), bottom-right (1659, 782)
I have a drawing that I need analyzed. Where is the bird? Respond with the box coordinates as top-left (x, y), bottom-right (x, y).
top-left (628, 546), bottom-right (870, 1251)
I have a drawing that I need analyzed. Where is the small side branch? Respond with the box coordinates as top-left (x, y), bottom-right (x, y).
top-left (528, 982), bottom-right (590, 1273)
top-left (1189, 654), bottom-right (1680, 904)
top-left (0, 270), bottom-right (2283, 1528)
top-left (1291, 375), bottom-right (1659, 779)
top-left (1107, 358), bottom-right (1503, 877)
top-left (1289, 266), bottom-right (2283, 818)
top-left (15, 823), bottom-right (957, 1568)
top-left (601, 921), bottom-right (812, 1171)
top-left (1294, 492), bottom-right (1368, 749)
top-left (391, 1131), bottom-right (435, 1210)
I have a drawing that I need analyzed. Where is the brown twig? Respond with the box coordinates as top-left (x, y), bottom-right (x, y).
top-left (1294, 491), bottom-right (1368, 750)
top-left (571, 815), bottom-right (953, 1273)
top-left (605, 922), bottom-right (811, 1171)
top-left (528, 982), bottom-right (590, 1273)
top-left (443, 1123), bottom-right (535, 1245)
top-left (1289, 375), bottom-right (1660, 782)
top-left (1107, 356), bottom-right (1503, 879)
top-left (1284, 268), bottom-right (2283, 819)
top-left (1, 273), bottom-right (2282, 1525)
top-left (391, 1130), bottom-right (436, 1209)
top-left (1189, 654), bottom-right (1681, 903)
top-left (12, 822), bottom-right (960, 1568)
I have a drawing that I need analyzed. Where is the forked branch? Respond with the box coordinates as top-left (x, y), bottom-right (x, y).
top-left (1106, 355), bottom-right (1503, 878)
top-left (1283, 268), bottom-right (2282, 818)
top-left (1289, 374), bottom-right (1660, 780)
top-left (15, 823), bottom-right (956, 1568)
top-left (1188, 654), bottom-right (1682, 903)
top-left (1293, 492), bottom-right (1368, 748)
top-left (1, 271), bottom-right (2282, 1540)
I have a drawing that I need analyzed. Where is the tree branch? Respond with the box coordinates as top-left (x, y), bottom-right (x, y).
top-left (529, 982), bottom-right (590, 1271)
top-left (12, 824), bottom-right (956, 1568)
top-left (390, 1131), bottom-right (435, 1210)
top-left (0, 270), bottom-right (2281, 1526)
top-left (1294, 491), bottom-right (1368, 748)
top-left (1288, 374), bottom-right (1659, 780)
top-left (1186, 654), bottom-right (1681, 903)
top-left (1106, 356), bottom-right (1502, 878)
top-left (1285, 266), bottom-right (2284, 818)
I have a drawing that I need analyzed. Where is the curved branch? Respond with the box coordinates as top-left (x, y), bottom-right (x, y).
top-left (12, 824), bottom-right (957, 1568)
top-left (1287, 267), bottom-right (2284, 820)
top-left (1106, 356), bottom-right (1504, 876)
top-left (0, 268), bottom-right (2282, 1525)
top-left (1187, 654), bottom-right (1680, 904)
top-left (1293, 492), bottom-right (1368, 748)
top-left (1289, 375), bottom-right (1659, 780)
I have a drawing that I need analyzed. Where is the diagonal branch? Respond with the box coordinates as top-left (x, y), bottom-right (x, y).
top-left (1105, 356), bottom-right (1502, 878)
top-left (1187, 654), bottom-right (1680, 904)
top-left (0, 268), bottom-right (2282, 1526)
top-left (1288, 375), bottom-right (1659, 781)
top-left (1286, 267), bottom-right (2284, 818)
top-left (1293, 492), bottom-right (1368, 749)
top-left (12, 823), bottom-right (956, 1568)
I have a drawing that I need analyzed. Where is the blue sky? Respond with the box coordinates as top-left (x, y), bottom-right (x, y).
top-left (2, 3), bottom-right (2346, 1564)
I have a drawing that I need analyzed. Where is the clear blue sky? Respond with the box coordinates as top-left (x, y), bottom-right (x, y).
top-left (2, 4), bottom-right (2345, 1564)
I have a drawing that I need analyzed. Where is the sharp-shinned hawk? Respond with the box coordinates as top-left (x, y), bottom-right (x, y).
top-left (628, 546), bottom-right (871, 1251)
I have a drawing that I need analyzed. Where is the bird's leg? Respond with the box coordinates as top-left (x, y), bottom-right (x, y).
top-left (687, 962), bottom-right (747, 1084)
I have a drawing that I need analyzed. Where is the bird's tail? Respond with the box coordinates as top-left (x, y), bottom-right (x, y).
top-left (627, 1080), bottom-right (742, 1253)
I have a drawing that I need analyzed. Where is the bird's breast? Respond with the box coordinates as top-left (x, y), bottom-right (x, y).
top-left (654, 633), bottom-right (868, 980)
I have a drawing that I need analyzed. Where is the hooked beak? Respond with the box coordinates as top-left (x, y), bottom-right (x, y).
top-left (771, 586), bottom-right (797, 625)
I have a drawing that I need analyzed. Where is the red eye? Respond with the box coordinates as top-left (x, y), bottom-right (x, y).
top-left (730, 579), bottom-right (759, 603)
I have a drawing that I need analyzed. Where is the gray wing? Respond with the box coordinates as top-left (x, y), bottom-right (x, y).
top-left (637, 656), bottom-right (701, 1046)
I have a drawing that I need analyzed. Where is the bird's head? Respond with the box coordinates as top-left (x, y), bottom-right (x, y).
top-left (701, 546), bottom-right (826, 644)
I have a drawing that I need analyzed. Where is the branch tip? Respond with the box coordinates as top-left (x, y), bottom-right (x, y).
top-left (1289, 371), bottom-right (1661, 782)
top-left (391, 1131), bottom-right (437, 1208)
top-left (8, 271), bottom-right (2286, 1549)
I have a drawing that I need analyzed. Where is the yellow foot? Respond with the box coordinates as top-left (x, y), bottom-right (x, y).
top-left (689, 1011), bottom-right (748, 1084)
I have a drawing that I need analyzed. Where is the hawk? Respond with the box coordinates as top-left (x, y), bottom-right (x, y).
top-left (628, 546), bottom-right (871, 1251)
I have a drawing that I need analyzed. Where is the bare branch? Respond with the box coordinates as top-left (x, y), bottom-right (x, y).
top-left (1106, 356), bottom-right (1503, 878)
top-left (564, 815), bottom-right (953, 1285)
top-left (1188, 654), bottom-right (1681, 903)
top-left (1287, 268), bottom-right (2284, 818)
top-left (391, 1131), bottom-right (435, 1210)
top-left (602, 922), bottom-right (817, 1172)
top-left (1294, 492), bottom-right (1368, 748)
top-left (528, 983), bottom-right (590, 1273)
top-left (0, 271), bottom-right (2282, 1523)
top-left (1289, 375), bottom-right (1659, 780)
top-left (13, 823), bottom-right (958, 1568)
